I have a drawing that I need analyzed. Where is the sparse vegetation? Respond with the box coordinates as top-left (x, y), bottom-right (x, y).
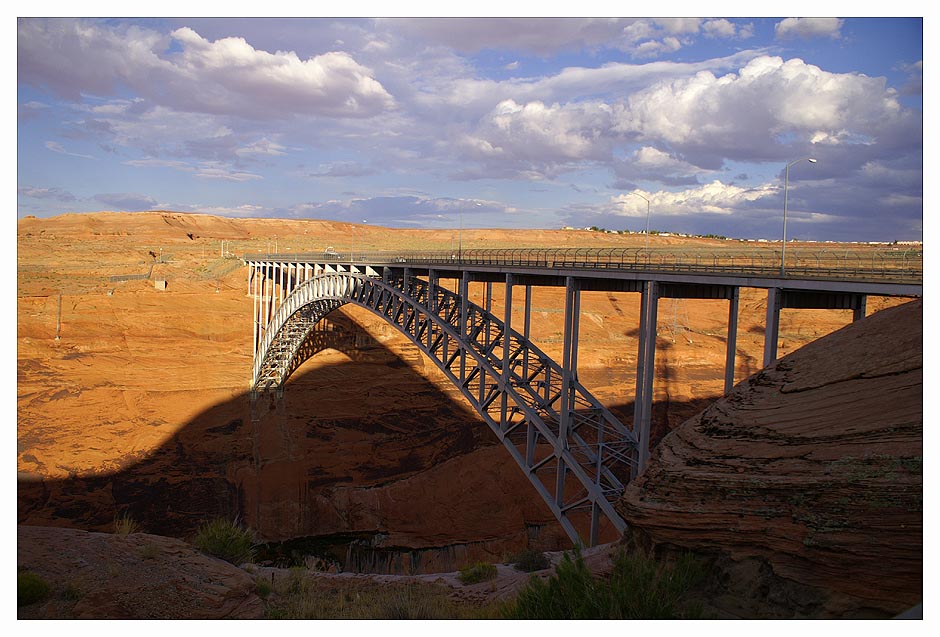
top-left (458, 561), bottom-right (498, 585)
top-left (261, 572), bottom-right (500, 619)
top-left (254, 576), bottom-right (273, 599)
top-left (509, 548), bottom-right (551, 572)
top-left (504, 548), bottom-right (706, 619)
top-left (193, 517), bottom-right (256, 565)
top-left (18, 571), bottom-right (51, 607)
top-left (113, 512), bottom-right (140, 535)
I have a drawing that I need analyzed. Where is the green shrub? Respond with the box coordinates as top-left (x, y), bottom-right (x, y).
top-left (193, 517), bottom-right (256, 565)
top-left (18, 571), bottom-right (50, 607)
top-left (510, 548), bottom-right (551, 572)
top-left (505, 548), bottom-right (705, 619)
top-left (113, 512), bottom-right (140, 535)
top-left (254, 576), bottom-right (273, 599)
top-left (458, 562), bottom-right (498, 585)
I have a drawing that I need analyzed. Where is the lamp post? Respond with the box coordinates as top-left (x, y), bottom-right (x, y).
top-left (781, 158), bottom-right (817, 276)
top-left (629, 192), bottom-right (652, 263)
top-left (360, 219), bottom-right (367, 260)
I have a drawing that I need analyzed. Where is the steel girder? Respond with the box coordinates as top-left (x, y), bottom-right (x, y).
top-left (251, 270), bottom-right (637, 547)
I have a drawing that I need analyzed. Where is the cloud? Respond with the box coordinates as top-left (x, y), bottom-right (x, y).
top-left (455, 99), bottom-right (615, 178)
top-left (608, 180), bottom-right (777, 218)
top-left (45, 140), bottom-right (95, 159)
top-left (286, 195), bottom-right (509, 226)
top-left (702, 19), bottom-right (743, 39)
top-left (308, 161), bottom-right (377, 177)
top-left (612, 146), bottom-right (705, 186)
top-left (775, 18), bottom-right (843, 40)
top-left (193, 163), bottom-right (263, 181)
top-left (124, 158), bottom-right (194, 171)
top-left (899, 60), bottom-right (923, 96)
top-left (235, 138), bottom-right (288, 157)
top-left (18, 19), bottom-right (395, 120)
top-left (93, 192), bottom-right (159, 211)
top-left (382, 18), bottom-right (633, 55)
top-left (18, 186), bottom-right (77, 202)
top-left (612, 55), bottom-right (915, 165)
top-left (381, 18), bottom-right (746, 59)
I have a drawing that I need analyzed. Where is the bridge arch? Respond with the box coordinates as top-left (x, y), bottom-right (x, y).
top-left (251, 270), bottom-right (638, 547)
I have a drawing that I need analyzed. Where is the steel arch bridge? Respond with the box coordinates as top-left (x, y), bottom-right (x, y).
top-left (244, 251), bottom-right (921, 548)
top-left (249, 266), bottom-right (637, 547)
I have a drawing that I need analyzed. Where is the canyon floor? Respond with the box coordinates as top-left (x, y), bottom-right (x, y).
top-left (16, 211), bottom-right (919, 618)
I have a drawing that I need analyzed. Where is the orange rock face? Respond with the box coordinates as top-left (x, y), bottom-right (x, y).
top-left (17, 211), bottom-right (909, 574)
top-left (617, 300), bottom-right (922, 618)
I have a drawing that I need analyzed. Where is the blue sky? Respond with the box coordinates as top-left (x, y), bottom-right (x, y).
top-left (16, 13), bottom-right (924, 241)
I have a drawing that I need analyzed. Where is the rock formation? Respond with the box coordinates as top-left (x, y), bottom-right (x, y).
top-left (17, 525), bottom-right (263, 619)
top-left (617, 300), bottom-right (922, 618)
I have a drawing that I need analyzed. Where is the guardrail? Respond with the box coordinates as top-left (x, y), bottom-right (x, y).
top-left (243, 246), bottom-right (923, 285)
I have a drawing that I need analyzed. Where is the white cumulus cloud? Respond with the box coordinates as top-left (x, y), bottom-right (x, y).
top-left (775, 18), bottom-right (844, 40)
top-left (613, 55), bottom-right (907, 163)
top-left (18, 19), bottom-right (395, 120)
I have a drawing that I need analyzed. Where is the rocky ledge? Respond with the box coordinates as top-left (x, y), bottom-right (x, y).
top-left (17, 525), bottom-right (264, 619)
top-left (617, 299), bottom-right (922, 618)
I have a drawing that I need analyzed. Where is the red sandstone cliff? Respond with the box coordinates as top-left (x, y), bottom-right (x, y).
top-left (617, 300), bottom-right (922, 618)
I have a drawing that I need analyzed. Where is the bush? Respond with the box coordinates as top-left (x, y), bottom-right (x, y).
top-left (505, 548), bottom-right (705, 619)
top-left (113, 512), bottom-right (140, 535)
top-left (18, 571), bottom-right (51, 607)
top-left (510, 548), bottom-right (550, 572)
top-left (193, 517), bottom-right (256, 565)
top-left (458, 562), bottom-right (498, 585)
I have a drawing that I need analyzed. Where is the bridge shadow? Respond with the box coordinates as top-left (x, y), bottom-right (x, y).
top-left (18, 310), bottom-right (718, 572)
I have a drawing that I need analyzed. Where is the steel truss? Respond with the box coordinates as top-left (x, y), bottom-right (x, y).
top-left (250, 269), bottom-right (638, 546)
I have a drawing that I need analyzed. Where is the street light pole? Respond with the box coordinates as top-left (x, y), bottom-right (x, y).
top-left (781, 158), bottom-right (817, 276)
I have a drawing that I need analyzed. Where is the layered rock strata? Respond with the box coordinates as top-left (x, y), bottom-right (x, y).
top-left (618, 300), bottom-right (922, 618)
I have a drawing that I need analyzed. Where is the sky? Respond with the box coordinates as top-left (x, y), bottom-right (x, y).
top-left (15, 11), bottom-right (925, 242)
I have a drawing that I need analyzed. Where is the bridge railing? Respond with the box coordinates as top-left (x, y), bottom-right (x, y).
top-left (243, 246), bottom-right (922, 284)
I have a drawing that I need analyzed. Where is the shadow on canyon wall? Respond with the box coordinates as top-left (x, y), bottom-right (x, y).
top-left (18, 312), bottom-right (718, 571)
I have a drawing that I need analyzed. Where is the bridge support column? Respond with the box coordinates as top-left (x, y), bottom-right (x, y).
top-left (251, 262), bottom-right (259, 358)
top-left (555, 277), bottom-right (581, 511)
top-left (459, 271), bottom-right (470, 381)
top-left (427, 269), bottom-right (439, 350)
top-left (854, 295), bottom-right (867, 322)
top-left (724, 287), bottom-right (740, 394)
top-left (763, 287), bottom-right (782, 368)
top-left (523, 284), bottom-right (532, 380)
top-left (500, 273), bottom-right (513, 433)
top-left (633, 280), bottom-right (659, 475)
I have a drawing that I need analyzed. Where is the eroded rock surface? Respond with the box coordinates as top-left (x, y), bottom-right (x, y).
top-left (17, 525), bottom-right (263, 619)
top-left (617, 300), bottom-right (922, 618)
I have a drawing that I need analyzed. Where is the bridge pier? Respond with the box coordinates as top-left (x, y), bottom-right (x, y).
top-left (763, 288), bottom-right (868, 367)
top-left (556, 277), bottom-right (581, 513)
top-left (725, 287), bottom-right (740, 394)
top-left (500, 273), bottom-right (513, 433)
top-left (633, 281), bottom-right (659, 475)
